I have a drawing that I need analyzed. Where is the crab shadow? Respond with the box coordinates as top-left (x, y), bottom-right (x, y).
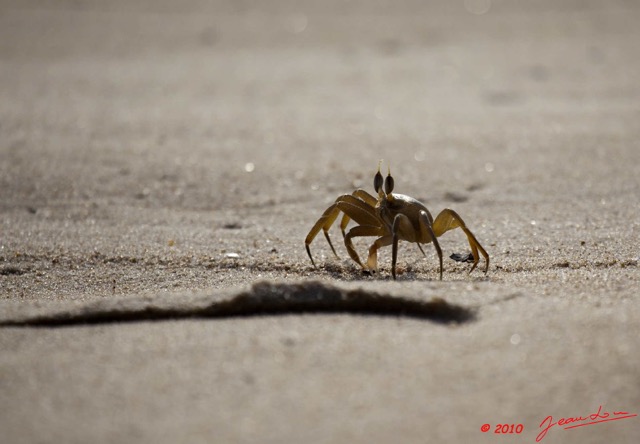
top-left (1, 281), bottom-right (476, 327)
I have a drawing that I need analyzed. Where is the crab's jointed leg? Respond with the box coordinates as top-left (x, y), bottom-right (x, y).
top-left (304, 194), bottom-right (381, 268)
top-left (339, 189), bottom-right (378, 237)
top-left (431, 208), bottom-right (489, 274)
top-left (418, 210), bottom-right (444, 280)
top-left (304, 203), bottom-right (341, 266)
top-left (366, 235), bottom-right (393, 274)
top-left (391, 213), bottom-right (420, 280)
top-left (344, 225), bottom-right (386, 269)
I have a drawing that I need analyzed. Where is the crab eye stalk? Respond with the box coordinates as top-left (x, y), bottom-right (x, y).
top-left (374, 168), bottom-right (384, 194)
top-left (385, 171), bottom-right (394, 195)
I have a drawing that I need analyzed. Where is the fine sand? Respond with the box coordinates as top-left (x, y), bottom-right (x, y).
top-left (1, 1), bottom-right (639, 443)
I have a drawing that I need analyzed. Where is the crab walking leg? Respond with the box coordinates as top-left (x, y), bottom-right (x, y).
top-left (344, 225), bottom-right (386, 269)
top-left (339, 189), bottom-right (378, 237)
top-left (305, 194), bottom-right (381, 267)
top-left (391, 214), bottom-right (414, 280)
top-left (352, 189), bottom-right (378, 206)
top-left (366, 235), bottom-right (393, 275)
top-left (418, 210), bottom-right (444, 280)
top-left (305, 203), bottom-right (342, 266)
top-left (336, 196), bottom-right (380, 227)
top-left (431, 208), bottom-right (490, 274)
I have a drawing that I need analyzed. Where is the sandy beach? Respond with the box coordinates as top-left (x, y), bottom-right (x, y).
top-left (1, 1), bottom-right (639, 443)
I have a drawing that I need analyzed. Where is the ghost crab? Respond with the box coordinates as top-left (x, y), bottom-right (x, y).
top-left (304, 162), bottom-right (489, 280)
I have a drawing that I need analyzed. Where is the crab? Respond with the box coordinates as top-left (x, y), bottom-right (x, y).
top-left (304, 163), bottom-right (489, 280)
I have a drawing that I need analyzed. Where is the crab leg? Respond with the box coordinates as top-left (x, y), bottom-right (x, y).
top-left (339, 189), bottom-right (378, 236)
top-left (418, 211), bottom-right (444, 280)
top-left (389, 213), bottom-right (443, 280)
top-left (344, 225), bottom-right (386, 269)
top-left (305, 204), bottom-right (342, 266)
top-left (431, 208), bottom-right (489, 274)
top-left (304, 194), bottom-right (380, 267)
top-left (366, 235), bottom-right (393, 274)
top-left (337, 199), bottom-right (378, 225)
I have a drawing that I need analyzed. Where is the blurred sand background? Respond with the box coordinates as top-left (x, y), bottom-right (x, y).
top-left (1, 0), bottom-right (639, 443)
